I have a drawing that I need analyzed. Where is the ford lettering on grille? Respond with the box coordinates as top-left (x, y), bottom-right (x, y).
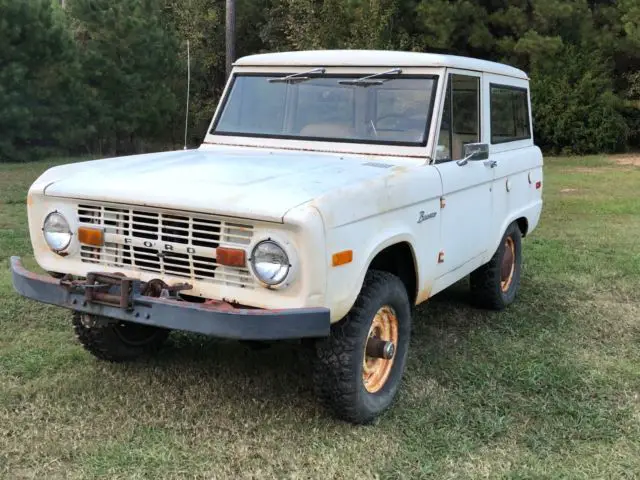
top-left (76, 203), bottom-right (255, 289)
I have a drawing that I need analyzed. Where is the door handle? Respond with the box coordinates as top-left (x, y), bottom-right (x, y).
top-left (484, 160), bottom-right (497, 168)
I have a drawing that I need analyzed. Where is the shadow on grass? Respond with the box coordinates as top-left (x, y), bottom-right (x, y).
top-left (93, 329), bottom-right (323, 420)
top-left (99, 273), bottom-right (611, 419)
top-left (101, 274), bottom-right (577, 419)
top-left (110, 278), bottom-right (522, 417)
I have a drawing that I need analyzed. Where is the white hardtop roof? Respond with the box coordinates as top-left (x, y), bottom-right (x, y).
top-left (235, 50), bottom-right (528, 80)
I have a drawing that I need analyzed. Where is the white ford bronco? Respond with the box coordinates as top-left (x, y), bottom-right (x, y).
top-left (12, 50), bottom-right (543, 423)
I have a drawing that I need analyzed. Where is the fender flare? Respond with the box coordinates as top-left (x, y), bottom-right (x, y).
top-left (331, 231), bottom-right (421, 321)
top-left (489, 201), bottom-right (541, 260)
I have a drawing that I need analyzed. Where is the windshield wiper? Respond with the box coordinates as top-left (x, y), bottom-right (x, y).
top-left (339, 68), bottom-right (402, 87)
top-left (268, 68), bottom-right (326, 84)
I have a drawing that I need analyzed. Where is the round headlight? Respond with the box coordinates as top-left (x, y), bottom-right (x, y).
top-left (43, 212), bottom-right (72, 252)
top-left (250, 240), bottom-right (290, 286)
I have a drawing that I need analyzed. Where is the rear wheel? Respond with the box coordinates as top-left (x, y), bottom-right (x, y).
top-left (313, 270), bottom-right (411, 424)
top-left (72, 313), bottom-right (169, 362)
top-left (470, 222), bottom-right (522, 310)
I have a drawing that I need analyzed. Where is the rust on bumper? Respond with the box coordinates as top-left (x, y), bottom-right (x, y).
top-left (10, 256), bottom-right (330, 340)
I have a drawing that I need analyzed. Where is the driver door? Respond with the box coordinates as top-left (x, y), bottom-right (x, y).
top-left (433, 71), bottom-right (494, 281)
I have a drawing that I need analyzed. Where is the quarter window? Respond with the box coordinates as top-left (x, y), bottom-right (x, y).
top-left (490, 85), bottom-right (530, 144)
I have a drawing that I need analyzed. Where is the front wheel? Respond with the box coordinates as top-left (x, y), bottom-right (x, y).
top-left (470, 222), bottom-right (523, 310)
top-left (72, 313), bottom-right (169, 362)
top-left (313, 270), bottom-right (412, 424)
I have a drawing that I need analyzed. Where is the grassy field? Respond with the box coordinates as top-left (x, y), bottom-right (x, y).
top-left (1, 155), bottom-right (639, 479)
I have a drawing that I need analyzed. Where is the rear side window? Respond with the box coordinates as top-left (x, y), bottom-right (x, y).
top-left (490, 84), bottom-right (530, 144)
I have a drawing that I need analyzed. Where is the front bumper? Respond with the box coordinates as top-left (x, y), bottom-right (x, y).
top-left (10, 256), bottom-right (330, 340)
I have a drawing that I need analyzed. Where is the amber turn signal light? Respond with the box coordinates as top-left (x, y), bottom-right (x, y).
top-left (216, 247), bottom-right (246, 267)
top-left (77, 227), bottom-right (104, 246)
top-left (332, 250), bottom-right (353, 267)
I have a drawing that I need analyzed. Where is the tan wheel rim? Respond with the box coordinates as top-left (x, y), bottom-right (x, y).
top-left (362, 305), bottom-right (398, 393)
top-left (500, 236), bottom-right (516, 292)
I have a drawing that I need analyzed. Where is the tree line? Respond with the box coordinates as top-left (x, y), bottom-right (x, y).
top-left (1, 0), bottom-right (638, 162)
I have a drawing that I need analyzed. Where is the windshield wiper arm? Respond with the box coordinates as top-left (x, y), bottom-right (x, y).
top-left (339, 68), bottom-right (402, 86)
top-left (268, 68), bottom-right (326, 83)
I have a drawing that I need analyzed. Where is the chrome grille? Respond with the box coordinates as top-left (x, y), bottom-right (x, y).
top-left (77, 203), bottom-right (255, 289)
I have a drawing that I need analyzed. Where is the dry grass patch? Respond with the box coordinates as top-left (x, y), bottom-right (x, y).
top-left (609, 153), bottom-right (640, 167)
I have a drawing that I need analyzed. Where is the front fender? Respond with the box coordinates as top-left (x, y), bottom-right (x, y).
top-left (325, 229), bottom-right (420, 322)
top-left (311, 164), bottom-right (443, 322)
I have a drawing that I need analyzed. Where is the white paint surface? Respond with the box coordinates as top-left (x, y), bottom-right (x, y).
top-left (27, 52), bottom-right (543, 323)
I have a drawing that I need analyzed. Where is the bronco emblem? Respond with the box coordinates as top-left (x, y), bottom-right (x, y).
top-left (417, 211), bottom-right (437, 223)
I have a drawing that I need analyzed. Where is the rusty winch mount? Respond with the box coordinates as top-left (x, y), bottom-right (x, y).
top-left (141, 278), bottom-right (193, 299)
top-left (61, 272), bottom-right (192, 310)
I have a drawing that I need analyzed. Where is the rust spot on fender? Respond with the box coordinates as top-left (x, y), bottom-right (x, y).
top-left (415, 284), bottom-right (432, 305)
top-left (34, 241), bottom-right (51, 256)
top-left (391, 165), bottom-right (410, 174)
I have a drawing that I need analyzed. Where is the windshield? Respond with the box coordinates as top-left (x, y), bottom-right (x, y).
top-left (211, 73), bottom-right (437, 146)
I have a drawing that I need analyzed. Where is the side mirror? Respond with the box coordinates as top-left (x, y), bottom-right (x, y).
top-left (457, 143), bottom-right (489, 166)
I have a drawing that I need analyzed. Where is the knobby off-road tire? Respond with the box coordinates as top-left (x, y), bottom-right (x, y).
top-left (470, 222), bottom-right (523, 310)
top-left (72, 313), bottom-right (169, 362)
top-left (313, 270), bottom-right (412, 424)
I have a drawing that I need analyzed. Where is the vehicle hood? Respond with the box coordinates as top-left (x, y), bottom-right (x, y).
top-left (42, 146), bottom-right (403, 222)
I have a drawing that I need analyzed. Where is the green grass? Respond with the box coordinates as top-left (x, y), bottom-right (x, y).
top-left (1, 155), bottom-right (639, 479)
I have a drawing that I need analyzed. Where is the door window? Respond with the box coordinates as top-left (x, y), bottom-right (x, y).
top-left (436, 74), bottom-right (480, 162)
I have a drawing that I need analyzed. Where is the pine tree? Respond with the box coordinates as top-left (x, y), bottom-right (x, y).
top-left (0, 0), bottom-right (87, 162)
top-left (69, 0), bottom-right (181, 155)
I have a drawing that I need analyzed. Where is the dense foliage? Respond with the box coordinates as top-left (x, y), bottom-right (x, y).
top-left (0, 0), bottom-right (87, 162)
top-left (69, 0), bottom-right (181, 155)
top-left (1, 0), bottom-right (638, 161)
